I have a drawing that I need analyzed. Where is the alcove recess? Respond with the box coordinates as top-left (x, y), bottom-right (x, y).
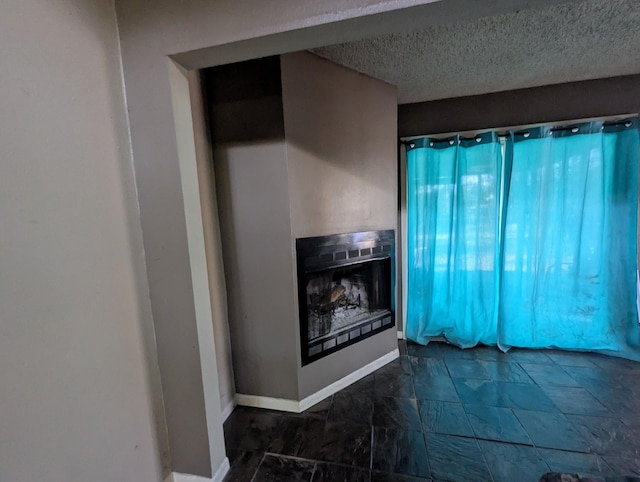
top-left (204, 51), bottom-right (398, 406)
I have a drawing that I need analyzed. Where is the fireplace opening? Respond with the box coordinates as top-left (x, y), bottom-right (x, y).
top-left (297, 230), bottom-right (395, 365)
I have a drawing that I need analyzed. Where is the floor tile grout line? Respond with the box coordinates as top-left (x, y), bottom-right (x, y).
top-left (262, 451), bottom-right (321, 463)
top-left (369, 421), bottom-right (374, 472)
top-left (309, 460), bottom-right (317, 482)
top-left (248, 451), bottom-right (268, 482)
top-left (225, 341), bottom-right (640, 481)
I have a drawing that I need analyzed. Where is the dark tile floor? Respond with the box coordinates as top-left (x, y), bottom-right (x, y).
top-left (222, 341), bottom-right (640, 482)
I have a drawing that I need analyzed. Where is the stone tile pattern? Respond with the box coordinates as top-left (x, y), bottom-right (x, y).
top-left (223, 340), bottom-right (640, 482)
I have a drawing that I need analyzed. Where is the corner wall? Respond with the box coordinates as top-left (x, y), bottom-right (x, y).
top-left (206, 53), bottom-right (399, 402)
top-left (114, 0), bottom-right (571, 476)
top-left (0, 0), bottom-right (166, 480)
top-left (116, 0), bottom-right (436, 474)
top-left (191, 73), bottom-right (237, 417)
top-left (205, 58), bottom-right (300, 401)
top-left (281, 52), bottom-right (399, 398)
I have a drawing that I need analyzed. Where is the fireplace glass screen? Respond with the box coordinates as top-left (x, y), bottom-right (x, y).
top-left (297, 230), bottom-right (395, 365)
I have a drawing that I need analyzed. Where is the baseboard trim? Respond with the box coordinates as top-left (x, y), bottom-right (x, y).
top-left (221, 399), bottom-right (236, 422)
top-left (212, 458), bottom-right (230, 482)
top-left (164, 457), bottom-right (230, 482)
top-left (235, 348), bottom-right (399, 413)
top-left (298, 348), bottom-right (399, 411)
top-left (235, 393), bottom-right (301, 412)
top-left (165, 472), bottom-right (208, 482)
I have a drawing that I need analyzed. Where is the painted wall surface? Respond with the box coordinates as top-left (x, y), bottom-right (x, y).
top-left (116, 0), bottom-right (429, 475)
top-left (209, 54), bottom-right (399, 401)
top-left (114, 0), bottom-right (565, 476)
top-left (299, 327), bottom-right (398, 398)
top-left (191, 74), bottom-right (236, 415)
top-left (398, 74), bottom-right (640, 137)
top-left (206, 59), bottom-right (299, 401)
top-left (214, 141), bottom-right (300, 400)
top-left (0, 0), bottom-right (166, 481)
top-left (117, 0), bottom-right (441, 67)
top-left (167, 62), bottom-right (229, 478)
top-left (281, 52), bottom-right (399, 398)
top-left (281, 52), bottom-right (398, 238)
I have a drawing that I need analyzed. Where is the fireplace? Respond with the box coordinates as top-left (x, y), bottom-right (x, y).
top-left (296, 230), bottom-right (395, 365)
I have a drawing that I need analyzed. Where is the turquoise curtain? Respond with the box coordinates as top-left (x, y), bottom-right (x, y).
top-left (406, 133), bottom-right (503, 347)
top-left (499, 122), bottom-right (640, 354)
top-left (405, 119), bottom-right (640, 356)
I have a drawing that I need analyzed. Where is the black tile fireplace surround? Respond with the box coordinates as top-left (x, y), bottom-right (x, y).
top-left (296, 230), bottom-right (395, 366)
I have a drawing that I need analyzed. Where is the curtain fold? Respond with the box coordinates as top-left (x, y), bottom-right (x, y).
top-left (406, 133), bottom-right (502, 347)
top-left (499, 123), bottom-right (639, 353)
top-left (405, 119), bottom-right (640, 358)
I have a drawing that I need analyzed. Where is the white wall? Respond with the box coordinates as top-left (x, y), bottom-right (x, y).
top-left (0, 0), bottom-right (167, 481)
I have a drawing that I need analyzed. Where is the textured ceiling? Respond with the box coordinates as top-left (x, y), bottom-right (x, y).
top-left (312, 0), bottom-right (640, 104)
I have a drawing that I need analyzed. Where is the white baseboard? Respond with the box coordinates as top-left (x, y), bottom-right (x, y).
top-left (221, 399), bottom-right (236, 422)
top-left (235, 393), bottom-right (301, 412)
top-left (165, 472), bottom-right (208, 482)
top-left (212, 458), bottom-right (230, 482)
top-left (234, 348), bottom-right (399, 413)
top-left (298, 348), bottom-right (399, 411)
top-left (164, 457), bottom-right (230, 482)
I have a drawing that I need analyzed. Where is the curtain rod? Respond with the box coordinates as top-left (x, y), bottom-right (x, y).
top-left (399, 114), bottom-right (638, 144)
top-left (400, 117), bottom-right (637, 148)
top-left (550, 118), bottom-right (634, 132)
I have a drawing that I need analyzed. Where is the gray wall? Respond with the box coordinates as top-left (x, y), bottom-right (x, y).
top-left (208, 53), bottom-right (399, 402)
top-left (398, 74), bottom-right (640, 137)
top-left (191, 73), bottom-right (237, 418)
top-left (282, 52), bottom-right (399, 238)
top-left (281, 52), bottom-right (399, 398)
top-left (115, 0), bottom-right (436, 475)
top-left (214, 140), bottom-right (300, 399)
top-left (206, 58), bottom-right (300, 401)
top-left (0, 0), bottom-right (588, 479)
top-left (114, 0), bottom-right (562, 476)
top-left (0, 0), bottom-right (166, 480)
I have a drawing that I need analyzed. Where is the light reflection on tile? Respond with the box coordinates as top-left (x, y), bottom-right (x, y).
top-left (222, 341), bottom-right (640, 482)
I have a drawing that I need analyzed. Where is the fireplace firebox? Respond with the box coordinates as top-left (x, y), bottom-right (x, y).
top-left (296, 230), bottom-right (395, 365)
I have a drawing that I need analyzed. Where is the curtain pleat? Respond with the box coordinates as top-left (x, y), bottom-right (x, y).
top-left (405, 120), bottom-right (640, 358)
top-left (406, 134), bottom-right (502, 347)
